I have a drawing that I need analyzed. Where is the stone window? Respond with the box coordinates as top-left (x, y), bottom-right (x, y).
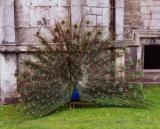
top-left (144, 45), bottom-right (160, 69)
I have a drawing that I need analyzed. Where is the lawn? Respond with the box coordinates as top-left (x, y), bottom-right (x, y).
top-left (0, 86), bottom-right (160, 129)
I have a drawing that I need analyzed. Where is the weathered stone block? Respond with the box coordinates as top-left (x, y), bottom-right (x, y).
top-left (0, 0), bottom-right (15, 43)
top-left (14, 3), bottom-right (31, 27)
top-left (31, 0), bottom-right (57, 6)
top-left (91, 7), bottom-right (103, 15)
top-left (58, 0), bottom-right (68, 7)
top-left (96, 16), bottom-right (103, 25)
top-left (50, 6), bottom-right (68, 23)
top-left (85, 15), bottom-right (97, 26)
top-left (86, 0), bottom-right (109, 7)
top-left (83, 6), bottom-right (92, 15)
top-left (0, 54), bottom-right (17, 99)
top-left (16, 28), bottom-right (39, 43)
top-left (29, 7), bottom-right (51, 27)
top-left (102, 8), bottom-right (110, 26)
top-left (71, 3), bottom-right (83, 24)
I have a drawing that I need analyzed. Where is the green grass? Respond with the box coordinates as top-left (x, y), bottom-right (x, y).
top-left (0, 87), bottom-right (160, 129)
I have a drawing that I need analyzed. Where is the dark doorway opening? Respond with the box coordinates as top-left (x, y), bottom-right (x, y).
top-left (144, 45), bottom-right (160, 69)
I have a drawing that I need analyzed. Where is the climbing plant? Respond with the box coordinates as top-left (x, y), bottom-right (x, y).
top-left (18, 20), bottom-right (146, 118)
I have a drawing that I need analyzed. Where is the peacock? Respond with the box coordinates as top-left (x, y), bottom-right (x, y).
top-left (18, 20), bottom-right (146, 118)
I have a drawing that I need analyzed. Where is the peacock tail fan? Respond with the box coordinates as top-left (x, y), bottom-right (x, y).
top-left (18, 52), bottom-right (71, 118)
top-left (17, 20), bottom-right (84, 118)
top-left (18, 83), bottom-right (70, 118)
top-left (77, 44), bottom-right (146, 107)
top-left (77, 82), bottom-right (146, 108)
top-left (17, 20), bottom-right (147, 118)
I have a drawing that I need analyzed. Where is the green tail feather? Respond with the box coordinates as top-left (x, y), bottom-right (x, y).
top-left (18, 20), bottom-right (147, 118)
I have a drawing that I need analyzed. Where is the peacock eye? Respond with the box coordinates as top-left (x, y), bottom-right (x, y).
top-left (86, 20), bottom-right (90, 25)
top-left (122, 94), bottom-right (126, 99)
top-left (119, 87), bottom-right (123, 92)
top-left (66, 29), bottom-right (70, 34)
top-left (74, 24), bottom-right (78, 29)
top-left (128, 84), bottom-right (133, 89)
top-left (61, 20), bottom-right (65, 25)
top-left (87, 31), bottom-right (91, 36)
top-left (54, 28), bottom-right (58, 32)
top-left (108, 89), bottom-right (112, 93)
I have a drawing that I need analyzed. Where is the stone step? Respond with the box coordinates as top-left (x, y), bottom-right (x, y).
top-left (140, 72), bottom-right (160, 84)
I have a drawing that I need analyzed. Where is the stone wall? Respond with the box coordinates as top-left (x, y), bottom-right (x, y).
top-left (124, 0), bottom-right (160, 84)
top-left (0, 0), bottom-right (71, 103)
top-left (141, 0), bottom-right (160, 29)
top-left (124, 0), bottom-right (160, 39)
top-left (1, 0), bottom-right (160, 103)
top-left (0, 0), bottom-right (17, 103)
top-left (124, 0), bottom-right (142, 39)
top-left (82, 0), bottom-right (110, 37)
top-left (15, 0), bottom-right (69, 44)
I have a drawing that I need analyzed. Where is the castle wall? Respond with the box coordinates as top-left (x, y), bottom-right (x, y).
top-left (0, 0), bottom-right (160, 103)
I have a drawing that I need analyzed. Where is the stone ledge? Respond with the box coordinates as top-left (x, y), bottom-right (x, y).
top-left (0, 97), bottom-right (19, 105)
top-left (0, 43), bottom-right (42, 53)
top-left (2, 30), bottom-right (160, 52)
top-left (0, 40), bottom-right (139, 53)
